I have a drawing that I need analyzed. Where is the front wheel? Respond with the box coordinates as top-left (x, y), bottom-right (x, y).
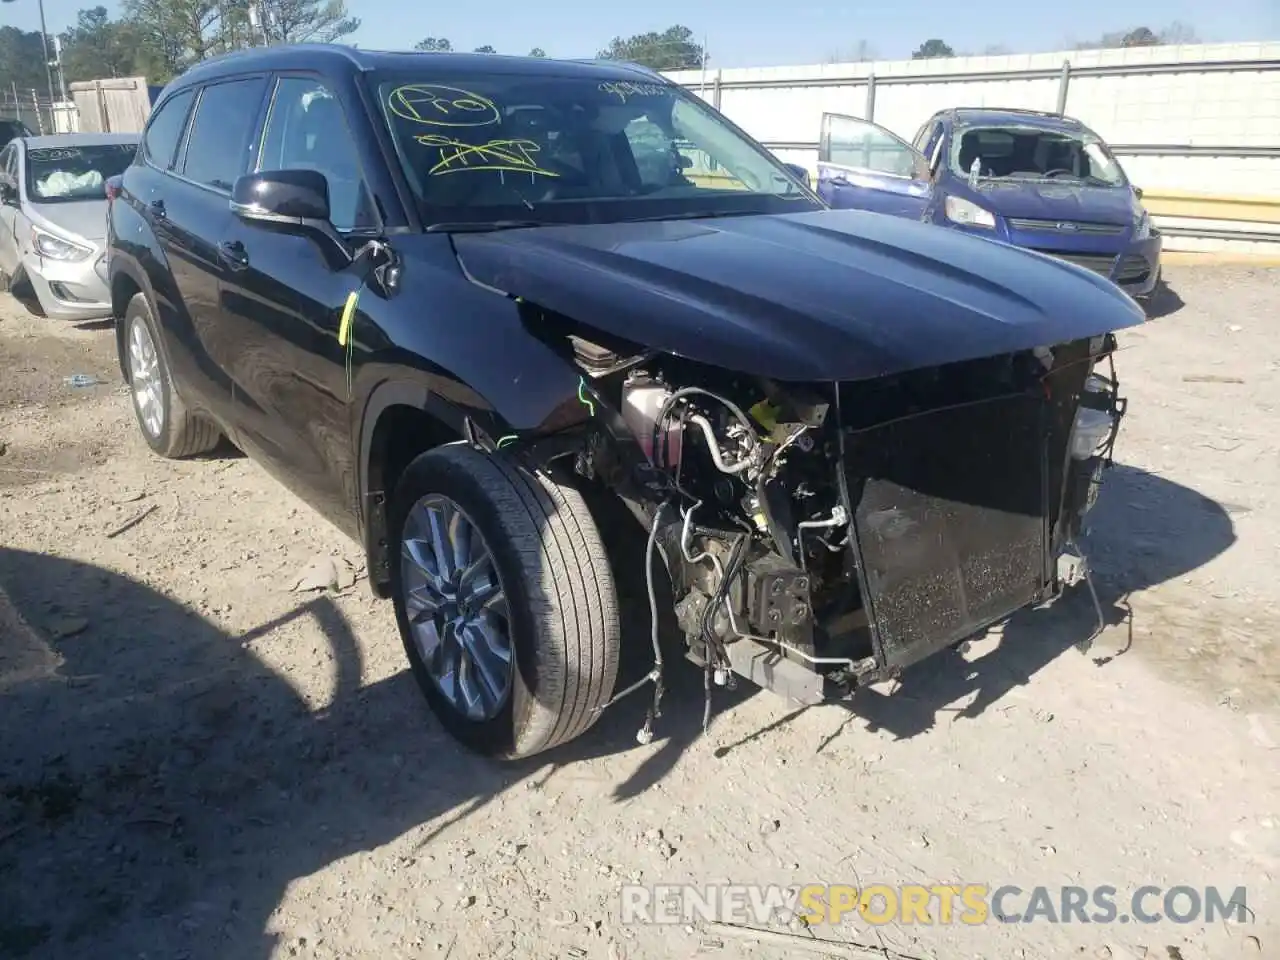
top-left (389, 444), bottom-right (621, 759)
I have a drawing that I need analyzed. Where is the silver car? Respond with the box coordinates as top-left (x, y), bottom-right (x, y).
top-left (0, 132), bottom-right (138, 320)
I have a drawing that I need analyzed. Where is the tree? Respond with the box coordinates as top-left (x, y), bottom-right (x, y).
top-left (472, 44), bottom-right (496, 54)
top-left (597, 25), bottom-right (704, 70)
top-left (57, 6), bottom-right (150, 82)
top-left (267, 0), bottom-right (359, 44)
top-left (413, 36), bottom-right (451, 52)
top-left (1158, 21), bottom-right (1199, 44)
top-left (1075, 22), bottom-right (1198, 50)
top-left (119, 0), bottom-right (227, 78)
top-left (528, 47), bottom-right (546, 57)
top-left (911, 38), bottom-right (955, 59)
top-left (1120, 26), bottom-right (1159, 47)
top-left (0, 26), bottom-right (49, 92)
top-left (825, 40), bottom-right (876, 63)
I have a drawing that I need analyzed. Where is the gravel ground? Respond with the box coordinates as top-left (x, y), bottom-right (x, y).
top-left (1, 266), bottom-right (1278, 960)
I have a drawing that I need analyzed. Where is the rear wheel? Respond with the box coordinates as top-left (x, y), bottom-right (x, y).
top-left (389, 443), bottom-right (620, 759)
top-left (123, 292), bottom-right (221, 458)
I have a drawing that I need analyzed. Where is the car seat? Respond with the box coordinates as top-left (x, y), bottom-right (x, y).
top-left (957, 135), bottom-right (982, 176)
top-left (293, 94), bottom-right (368, 228)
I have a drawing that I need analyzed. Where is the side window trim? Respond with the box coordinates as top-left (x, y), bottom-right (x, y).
top-left (172, 85), bottom-right (203, 177)
top-left (255, 70), bottom-right (382, 233)
top-left (142, 88), bottom-right (195, 173)
top-left (929, 128), bottom-right (946, 175)
top-left (166, 74), bottom-right (273, 197)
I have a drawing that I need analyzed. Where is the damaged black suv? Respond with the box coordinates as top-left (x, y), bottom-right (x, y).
top-left (106, 45), bottom-right (1145, 759)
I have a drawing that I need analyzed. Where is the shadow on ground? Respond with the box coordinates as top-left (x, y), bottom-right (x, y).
top-left (0, 490), bottom-right (735, 958)
top-left (0, 465), bottom-right (1233, 956)
top-left (1144, 276), bottom-right (1186, 320)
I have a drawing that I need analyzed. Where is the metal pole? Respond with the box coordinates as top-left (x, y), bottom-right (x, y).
top-left (36, 0), bottom-right (55, 118)
top-left (1056, 60), bottom-right (1071, 115)
top-left (53, 35), bottom-right (67, 99)
top-left (699, 34), bottom-right (708, 101)
top-left (865, 72), bottom-right (877, 122)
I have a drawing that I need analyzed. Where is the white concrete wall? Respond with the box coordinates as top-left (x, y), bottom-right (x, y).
top-left (666, 42), bottom-right (1280, 201)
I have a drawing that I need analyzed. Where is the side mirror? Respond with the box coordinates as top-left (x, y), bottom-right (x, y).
top-left (231, 168), bottom-right (331, 223)
top-left (783, 162), bottom-right (810, 183)
top-left (230, 169), bottom-right (351, 264)
top-left (1133, 186), bottom-right (1144, 199)
top-left (0, 177), bottom-right (16, 205)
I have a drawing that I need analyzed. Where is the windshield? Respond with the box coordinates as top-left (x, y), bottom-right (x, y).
top-left (25, 142), bottom-right (137, 203)
top-left (373, 72), bottom-right (818, 226)
top-left (950, 125), bottom-right (1126, 187)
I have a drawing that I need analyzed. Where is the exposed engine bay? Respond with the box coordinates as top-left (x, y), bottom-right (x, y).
top-left (509, 310), bottom-right (1126, 738)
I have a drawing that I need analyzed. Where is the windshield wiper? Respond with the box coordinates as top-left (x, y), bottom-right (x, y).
top-left (617, 209), bottom-right (765, 224)
top-left (425, 220), bottom-right (544, 233)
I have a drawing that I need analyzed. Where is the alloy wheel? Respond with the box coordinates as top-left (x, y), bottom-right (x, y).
top-left (128, 318), bottom-right (164, 438)
top-left (399, 494), bottom-right (514, 721)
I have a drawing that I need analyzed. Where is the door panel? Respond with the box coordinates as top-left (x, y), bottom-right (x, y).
top-left (164, 75), bottom-right (269, 431)
top-left (817, 113), bottom-right (932, 220)
top-left (217, 74), bottom-right (378, 534)
top-left (146, 175), bottom-right (240, 428)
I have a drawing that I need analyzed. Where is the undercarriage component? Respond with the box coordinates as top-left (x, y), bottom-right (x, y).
top-left (556, 334), bottom-right (1127, 735)
top-left (744, 555), bottom-right (814, 640)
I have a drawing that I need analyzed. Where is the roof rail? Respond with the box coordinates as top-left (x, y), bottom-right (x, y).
top-left (954, 105), bottom-right (1076, 120)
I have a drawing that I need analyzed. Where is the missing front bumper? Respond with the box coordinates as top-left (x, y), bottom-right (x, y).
top-left (841, 391), bottom-right (1050, 674)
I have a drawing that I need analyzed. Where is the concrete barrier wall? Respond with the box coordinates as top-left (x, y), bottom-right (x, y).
top-left (666, 42), bottom-right (1280, 253)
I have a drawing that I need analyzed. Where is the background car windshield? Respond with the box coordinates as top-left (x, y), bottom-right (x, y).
top-left (25, 142), bottom-right (137, 202)
top-left (374, 73), bottom-right (815, 224)
top-left (950, 126), bottom-right (1126, 186)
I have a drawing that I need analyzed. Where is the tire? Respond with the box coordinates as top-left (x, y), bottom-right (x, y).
top-left (389, 443), bottom-right (621, 759)
top-left (8, 268), bottom-right (45, 317)
top-left (122, 292), bottom-right (221, 458)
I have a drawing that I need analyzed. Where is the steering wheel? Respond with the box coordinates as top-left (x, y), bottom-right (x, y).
top-left (1043, 168), bottom-right (1076, 179)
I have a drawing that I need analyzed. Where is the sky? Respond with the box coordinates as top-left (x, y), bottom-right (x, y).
top-left (2, 0), bottom-right (1276, 68)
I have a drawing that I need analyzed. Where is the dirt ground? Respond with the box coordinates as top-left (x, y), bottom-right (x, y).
top-left (1, 266), bottom-right (1277, 960)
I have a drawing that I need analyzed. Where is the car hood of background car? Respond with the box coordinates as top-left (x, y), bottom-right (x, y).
top-left (29, 198), bottom-right (109, 244)
top-left (973, 180), bottom-right (1140, 225)
top-left (450, 209), bottom-right (1146, 382)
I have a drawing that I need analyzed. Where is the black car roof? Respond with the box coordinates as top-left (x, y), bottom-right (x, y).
top-left (166, 43), bottom-right (665, 92)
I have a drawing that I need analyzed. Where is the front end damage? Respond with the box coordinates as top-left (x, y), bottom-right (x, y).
top-left (514, 319), bottom-right (1126, 725)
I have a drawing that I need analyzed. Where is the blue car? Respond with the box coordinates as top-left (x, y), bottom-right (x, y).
top-left (814, 107), bottom-right (1162, 299)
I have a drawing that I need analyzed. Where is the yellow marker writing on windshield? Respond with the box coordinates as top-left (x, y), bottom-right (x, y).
top-left (338, 290), bottom-right (359, 347)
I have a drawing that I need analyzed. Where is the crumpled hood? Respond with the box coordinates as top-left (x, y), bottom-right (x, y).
top-left (451, 208), bottom-right (1146, 382)
top-left (975, 181), bottom-right (1139, 225)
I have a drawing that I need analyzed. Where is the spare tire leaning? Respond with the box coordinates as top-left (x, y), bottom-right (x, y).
top-left (388, 443), bottom-right (621, 759)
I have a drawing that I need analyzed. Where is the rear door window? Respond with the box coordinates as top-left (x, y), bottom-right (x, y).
top-left (180, 77), bottom-right (269, 192)
top-left (142, 89), bottom-right (194, 171)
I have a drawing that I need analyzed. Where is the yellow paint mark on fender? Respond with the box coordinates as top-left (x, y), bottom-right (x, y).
top-left (338, 290), bottom-right (359, 347)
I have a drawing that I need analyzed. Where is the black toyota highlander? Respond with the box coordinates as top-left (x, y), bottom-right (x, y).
top-left (106, 44), bottom-right (1144, 760)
